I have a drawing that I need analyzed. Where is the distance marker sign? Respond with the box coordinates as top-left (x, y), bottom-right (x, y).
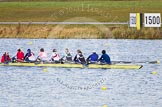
top-left (130, 13), bottom-right (136, 27)
top-left (144, 13), bottom-right (161, 27)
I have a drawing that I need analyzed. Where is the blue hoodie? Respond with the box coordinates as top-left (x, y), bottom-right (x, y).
top-left (99, 53), bottom-right (111, 64)
top-left (87, 53), bottom-right (99, 62)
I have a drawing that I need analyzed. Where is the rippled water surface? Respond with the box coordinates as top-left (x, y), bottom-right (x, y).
top-left (0, 39), bottom-right (162, 107)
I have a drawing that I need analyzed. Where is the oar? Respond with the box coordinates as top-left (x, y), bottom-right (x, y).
top-left (112, 60), bottom-right (160, 64)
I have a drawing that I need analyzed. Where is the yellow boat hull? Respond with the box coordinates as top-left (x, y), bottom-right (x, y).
top-left (88, 64), bottom-right (142, 69)
top-left (0, 63), bottom-right (142, 69)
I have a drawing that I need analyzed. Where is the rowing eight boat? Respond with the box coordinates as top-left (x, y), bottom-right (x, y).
top-left (0, 63), bottom-right (143, 69)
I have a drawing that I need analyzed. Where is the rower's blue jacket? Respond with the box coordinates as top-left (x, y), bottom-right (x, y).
top-left (24, 49), bottom-right (32, 62)
top-left (99, 53), bottom-right (111, 64)
top-left (87, 53), bottom-right (99, 62)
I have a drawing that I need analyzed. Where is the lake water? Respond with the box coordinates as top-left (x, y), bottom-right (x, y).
top-left (0, 39), bottom-right (162, 107)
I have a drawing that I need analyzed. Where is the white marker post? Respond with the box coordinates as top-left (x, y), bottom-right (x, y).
top-left (130, 13), bottom-right (142, 30)
top-left (130, 13), bottom-right (136, 27)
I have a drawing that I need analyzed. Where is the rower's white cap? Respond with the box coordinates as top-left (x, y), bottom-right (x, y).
top-left (92, 50), bottom-right (96, 53)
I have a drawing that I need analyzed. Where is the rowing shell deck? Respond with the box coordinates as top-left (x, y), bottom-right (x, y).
top-left (0, 63), bottom-right (143, 69)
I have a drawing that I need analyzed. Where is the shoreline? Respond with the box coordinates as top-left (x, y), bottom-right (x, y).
top-left (0, 24), bottom-right (161, 39)
top-left (0, 1), bottom-right (162, 39)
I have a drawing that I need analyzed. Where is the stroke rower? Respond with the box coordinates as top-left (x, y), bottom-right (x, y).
top-left (74, 49), bottom-right (86, 64)
top-left (98, 50), bottom-right (111, 64)
top-left (12, 48), bottom-right (24, 62)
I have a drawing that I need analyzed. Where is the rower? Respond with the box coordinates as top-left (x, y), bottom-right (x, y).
top-left (37, 48), bottom-right (48, 62)
top-left (61, 48), bottom-right (72, 62)
top-left (1, 52), bottom-right (11, 64)
top-left (99, 50), bottom-right (111, 64)
top-left (74, 49), bottom-right (86, 64)
top-left (24, 49), bottom-right (36, 62)
top-left (86, 50), bottom-right (99, 64)
top-left (16, 49), bottom-right (24, 62)
top-left (50, 49), bottom-right (60, 63)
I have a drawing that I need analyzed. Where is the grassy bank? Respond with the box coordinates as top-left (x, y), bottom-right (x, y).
top-left (0, 24), bottom-right (161, 39)
top-left (1, 0), bottom-right (161, 2)
top-left (0, 1), bottom-right (162, 39)
top-left (0, 1), bottom-right (162, 22)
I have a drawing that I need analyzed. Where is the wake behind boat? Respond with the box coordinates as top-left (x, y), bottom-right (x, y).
top-left (0, 62), bottom-right (143, 69)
